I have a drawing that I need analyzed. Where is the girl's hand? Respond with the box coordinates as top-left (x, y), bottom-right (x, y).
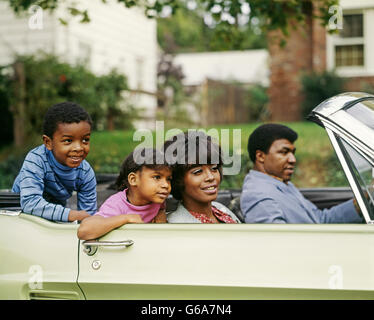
top-left (151, 209), bottom-right (167, 223)
top-left (124, 214), bottom-right (145, 224)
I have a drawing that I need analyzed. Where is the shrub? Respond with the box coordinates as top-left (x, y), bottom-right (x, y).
top-left (301, 71), bottom-right (345, 118)
top-left (2, 52), bottom-right (131, 147)
top-left (246, 84), bottom-right (269, 121)
top-left (0, 153), bottom-right (26, 190)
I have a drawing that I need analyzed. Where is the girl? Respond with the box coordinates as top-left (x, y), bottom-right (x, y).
top-left (77, 147), bottom-right (172, 240)
top-left (164, 131), bottom-right (240, 223)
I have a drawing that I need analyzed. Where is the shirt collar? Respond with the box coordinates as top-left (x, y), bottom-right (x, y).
top-left (248, 170), bottom-right (294, 191)
top-left (45, 145), bottom-right (75, 172)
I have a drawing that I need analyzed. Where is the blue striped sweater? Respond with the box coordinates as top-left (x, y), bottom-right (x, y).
top-left (12, 145), bottom-right (97, 222)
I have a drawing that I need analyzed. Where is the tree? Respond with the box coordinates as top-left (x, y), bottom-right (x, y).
top-left (7, 0), bottom-right (339, 44)
top-left (157, 3), bottom-right (267, 53)
top-left (1, 53), bottom-right (130, 146)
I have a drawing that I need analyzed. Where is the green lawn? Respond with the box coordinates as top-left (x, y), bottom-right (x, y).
top-left (86, 122), bottom-right (348, 189)
top-left (0, 121), bottom-right (348, 189)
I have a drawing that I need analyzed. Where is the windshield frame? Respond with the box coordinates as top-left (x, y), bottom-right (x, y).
top-left (325, 127), bottom-right (373, 223)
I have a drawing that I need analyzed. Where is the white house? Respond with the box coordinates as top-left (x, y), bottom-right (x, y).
top-left (326, 0), bottom-right (374, 78)
top-left (174, 49), bottom-right (269, 87)
top-left (0, 0), bottom-right (158, 128)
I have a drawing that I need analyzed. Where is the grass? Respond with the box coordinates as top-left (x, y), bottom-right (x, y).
top-left (0, 121), bottom-right (349, 189)
top-left (86, 121), bottom-right (347, 189)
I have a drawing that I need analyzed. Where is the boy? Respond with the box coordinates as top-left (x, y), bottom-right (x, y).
top-left (12, 102), bottom-right (97, 222)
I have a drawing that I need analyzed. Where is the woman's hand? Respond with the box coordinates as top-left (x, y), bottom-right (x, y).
top-left (151, 209), bottom-right (167, 223)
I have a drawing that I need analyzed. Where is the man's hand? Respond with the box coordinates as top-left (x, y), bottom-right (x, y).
top-left (68, 210), bottom-right (91, 222)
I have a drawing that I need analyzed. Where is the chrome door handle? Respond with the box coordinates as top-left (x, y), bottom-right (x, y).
top-left (82, 239), bottom-right (134, 256)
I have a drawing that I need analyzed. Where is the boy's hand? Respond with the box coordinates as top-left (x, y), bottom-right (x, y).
top-left (123, 214), bottom-right (144, 224)
top-left (68, 210), bottom-right (91, 222)
top-left (151, 209), bottom-right (167, 223)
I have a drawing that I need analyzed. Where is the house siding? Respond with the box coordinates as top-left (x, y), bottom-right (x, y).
top-left (0, 0), bottom-right (157, 125)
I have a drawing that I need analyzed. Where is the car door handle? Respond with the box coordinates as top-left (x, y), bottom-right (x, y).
top-left (82, 239), bottom-right (134, 256)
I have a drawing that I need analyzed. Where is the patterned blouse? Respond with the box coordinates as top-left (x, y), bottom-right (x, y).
top-left (188, 206), bottom-right (238, 224)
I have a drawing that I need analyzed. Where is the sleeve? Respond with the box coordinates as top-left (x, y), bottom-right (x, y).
top-left (313, 199), bottom-right (364, 223)
top-left (94, 193), bottom-right (123, 218)
top-left (240, 191), bottom-right (286, 224)
top-left (76, 165), bottom-right (97, 215)
top-left (17, 153), bottom-right (70, 222)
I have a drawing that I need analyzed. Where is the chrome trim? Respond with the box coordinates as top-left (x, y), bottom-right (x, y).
top-left (312, 92), bottom-right (374, 117)
top-left (82, 239), bottom-right (134, 256)
top-left (0, 210), bottom-right (21, 216)
top-left (320, 119), bottom-right (374, 165)
top-left (325, 128), bottom-right (371, 223)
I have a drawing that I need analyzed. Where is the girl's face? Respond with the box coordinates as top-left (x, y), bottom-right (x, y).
top-left (130, 166), bottom-right (172, 205)
top-left (182, 164), bottom-right (221, 206)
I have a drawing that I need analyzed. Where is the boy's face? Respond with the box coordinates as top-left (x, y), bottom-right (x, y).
top-left (130, 166), bottom-right (172, 205)
top-left (43, 121), bottom-right (91, 168)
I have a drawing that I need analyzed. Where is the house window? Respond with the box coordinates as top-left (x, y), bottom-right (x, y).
top-left (334, 13), bottom-right (364, 67)
top-left (340, 14), bottom-right (363, 38)
top-left (335, 44), bottom-right (364, 67)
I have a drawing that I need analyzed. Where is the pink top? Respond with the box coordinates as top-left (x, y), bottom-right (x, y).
top-left (94, 188), bottom-right (162, 223)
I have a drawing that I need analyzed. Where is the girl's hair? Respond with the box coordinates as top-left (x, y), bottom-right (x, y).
top-left (116, 147), bottom-right (170, 191)
top-left (163, 131), bottom-right (223, 200)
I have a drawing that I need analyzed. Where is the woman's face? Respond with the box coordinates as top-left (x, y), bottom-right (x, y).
top-left (182, 164), bottom-right (221, 206)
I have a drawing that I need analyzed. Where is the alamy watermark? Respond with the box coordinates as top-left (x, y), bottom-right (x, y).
top-left (328, 265), bottom-right (343, 289)
top-left (28, 5), bottom-right (43, 30)
top-left (28, 264), bottom-right (43, 290)
top-left (328, 5), bottom-right (343, 31)
top-left (132, 121), bottom-right (242, 175)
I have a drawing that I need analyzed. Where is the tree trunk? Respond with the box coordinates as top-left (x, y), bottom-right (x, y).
top-left (12, 61), bottom-right (26, 147)
top-left (107, 110), bottom-right (114, 131)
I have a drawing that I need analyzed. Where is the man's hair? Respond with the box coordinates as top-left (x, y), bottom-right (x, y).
top-left (115, 148), bottom-right (170, 191)
top-left (247, 123), bottom-right (298, 162)
top-left (163, 131), bottom-right (223, 201)
top-left (43, 101), bottom-right (93, 138)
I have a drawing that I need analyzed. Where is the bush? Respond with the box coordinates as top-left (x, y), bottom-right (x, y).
top-left (0, 153), bottom-right (26, 190)
top-left (1, 52), bottom-right (132, 147)
top-left (301, 71), bottom-right (345, 118)
top-left (246, 84), bottom-right (269, 121)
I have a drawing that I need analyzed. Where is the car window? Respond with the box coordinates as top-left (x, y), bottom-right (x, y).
top-left (340, 138), bottom-right (374, 220)
top-left (345, 98), bottom-right (374, 130)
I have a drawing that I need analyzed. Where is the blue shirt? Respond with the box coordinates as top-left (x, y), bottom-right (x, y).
top-left (240, 170), bottom-right (363, 224)
top-left (12, 145), bottom-right (97, 222)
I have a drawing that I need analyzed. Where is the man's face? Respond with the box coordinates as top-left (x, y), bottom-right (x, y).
top-left (43, 121), bottom-right (91, 168)
top-left (258, 139), bottom-right (296, 182)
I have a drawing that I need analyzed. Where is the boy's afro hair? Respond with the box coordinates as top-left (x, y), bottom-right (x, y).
top-left (43, 101), bottom-right (92, 138)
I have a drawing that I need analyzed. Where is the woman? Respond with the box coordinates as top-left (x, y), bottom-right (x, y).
top-left (164, 131), bottom-right (240, 223)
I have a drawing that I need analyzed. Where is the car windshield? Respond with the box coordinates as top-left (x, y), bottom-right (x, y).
top-left (345, 98), bottom-right (374, 130)
top-left (341, 138), bottom-right (374, 220)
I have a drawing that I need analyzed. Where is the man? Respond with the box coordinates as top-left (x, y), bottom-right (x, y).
top-left (240, 123), bottom-right (363, 224)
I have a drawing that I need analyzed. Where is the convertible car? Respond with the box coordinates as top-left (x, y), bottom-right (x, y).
top-left (1, 92), bottom-right (374, 300)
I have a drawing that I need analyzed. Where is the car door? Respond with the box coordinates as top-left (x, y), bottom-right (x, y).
top-left (77, 222), bottom-right (374, 299)
top-left (0, 212), bottom-right (84, 300)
